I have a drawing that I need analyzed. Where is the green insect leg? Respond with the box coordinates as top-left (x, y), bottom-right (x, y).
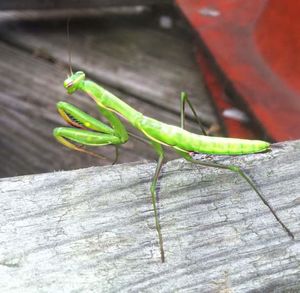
top-left (97, 106), bottom-right (128, 164)
top-left (54, 102), bottom-right (128, 162)
top-left (149, 141), bottom-right (165, 262)
top-left (180, 92), bottom-right (207, 135)
top-left (177, 150), bottom-right (294, 239)
top-left (53, 127), bottom-right (124, 160)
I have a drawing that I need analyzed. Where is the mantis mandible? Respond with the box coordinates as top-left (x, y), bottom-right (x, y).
top-left (53, 71), bottom-right (294, 262)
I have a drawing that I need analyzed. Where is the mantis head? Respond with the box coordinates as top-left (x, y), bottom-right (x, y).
top-left (64, 71), bottom-right (85, 94)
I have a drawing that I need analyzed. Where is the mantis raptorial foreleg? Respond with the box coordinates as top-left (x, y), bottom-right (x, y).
top-left (54, 101), bottom-right (128, 163)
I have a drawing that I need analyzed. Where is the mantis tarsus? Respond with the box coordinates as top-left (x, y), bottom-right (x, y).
top-left (54, 71), bottom-right (294, 262)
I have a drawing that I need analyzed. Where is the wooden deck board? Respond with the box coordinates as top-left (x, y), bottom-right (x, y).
top-left (0, 140), bottom-right (299, 291)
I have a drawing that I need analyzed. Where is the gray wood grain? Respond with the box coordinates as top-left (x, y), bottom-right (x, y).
top-left (1, 140), bottom-right (299, 292)
top-left (0, 0), bottom-right (172, 10)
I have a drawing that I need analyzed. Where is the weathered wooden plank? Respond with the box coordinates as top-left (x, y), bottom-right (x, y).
top-left (0, 0), bottom-right (173, 10)
top-left (0, 40), bottom-right (200, 178)
top-left (0, 140), bottom-right (300, 291)
top-left (0, 16), bottom-right (214, 125)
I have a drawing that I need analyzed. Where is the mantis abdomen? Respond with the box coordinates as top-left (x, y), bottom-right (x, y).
top-left (138, 116), bottom-right (270, 155)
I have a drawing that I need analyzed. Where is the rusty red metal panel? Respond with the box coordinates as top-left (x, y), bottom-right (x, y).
top-left (196, 49), bottom-right (261, 139)
top-left (177, 0), bottom-right (300, 141)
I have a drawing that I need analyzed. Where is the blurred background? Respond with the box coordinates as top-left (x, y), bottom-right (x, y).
top-left (1, 0), bottom-right (299, 178)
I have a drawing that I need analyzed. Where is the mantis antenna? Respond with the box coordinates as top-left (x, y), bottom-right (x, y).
top-left (67, 16), bottom-right (73, 75)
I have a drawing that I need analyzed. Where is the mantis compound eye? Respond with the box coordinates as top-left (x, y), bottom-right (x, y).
top-left (64, 71), bottom-right (86, 94)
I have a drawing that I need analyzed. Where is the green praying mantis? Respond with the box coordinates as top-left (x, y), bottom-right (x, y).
top-left (53, 71), bottom-right (294, 262)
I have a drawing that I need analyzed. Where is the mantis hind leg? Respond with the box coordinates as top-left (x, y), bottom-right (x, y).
top-left (180, 92), bottom-right (207, 135)
top-left (177, 150), bottom-right (294, 239)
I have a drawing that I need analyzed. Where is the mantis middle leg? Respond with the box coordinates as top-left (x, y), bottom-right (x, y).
top-left (149, 141), bottom-right (165, 262)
